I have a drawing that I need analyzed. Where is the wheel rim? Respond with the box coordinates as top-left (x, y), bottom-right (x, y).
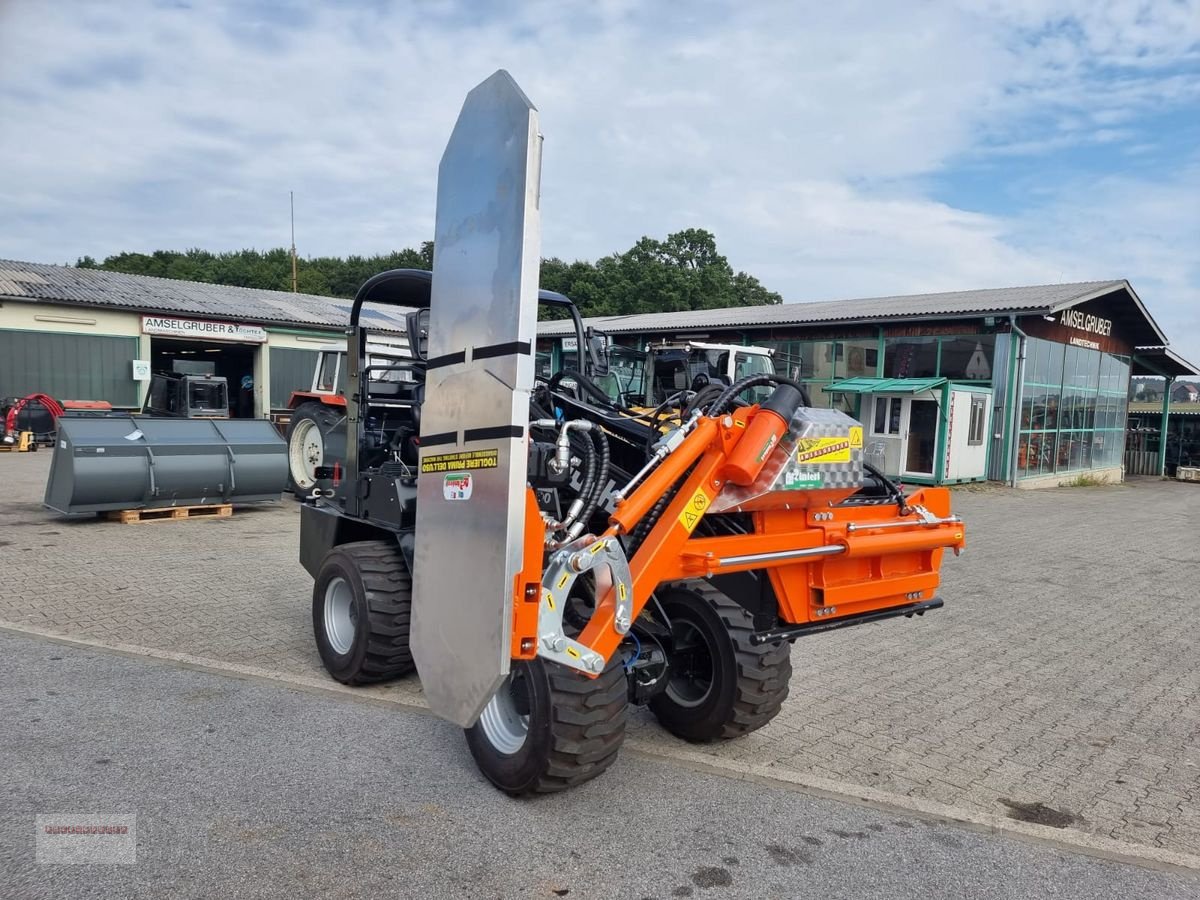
top-left (323, 576), bottom-right (356, 655)
top-left (289, 418), bottom-right (324, 490)
top-left (478, 669), bottom-right (532, 754)
top-left (665, 614), bottom-right (716, 708)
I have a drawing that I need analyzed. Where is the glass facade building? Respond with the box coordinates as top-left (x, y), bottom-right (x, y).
top-left (1015, 339), bottom-right (1129, 478)
top-left (539, 281), bottom-right (1194, 486)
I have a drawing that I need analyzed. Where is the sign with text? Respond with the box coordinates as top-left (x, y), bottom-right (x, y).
top-left (1019, 298), bottom-right (1129, 356)
top-left (142, 315), bottom-right (267, 343)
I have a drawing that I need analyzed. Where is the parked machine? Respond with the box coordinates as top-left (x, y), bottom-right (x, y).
top-left (143, 371), bottom-right (230, 419)
top-left (284, 336), bottom-right (410, 498)
top-left (639, 340), bottom-right (777, 406)
top-left (298, 71), bottom-right (966, 795)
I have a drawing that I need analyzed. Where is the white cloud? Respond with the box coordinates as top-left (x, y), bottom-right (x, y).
top-left (0, 0), bottom-right (1197, 361)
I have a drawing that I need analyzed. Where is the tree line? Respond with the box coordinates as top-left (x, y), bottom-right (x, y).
top-left (76, 228), bottom-right (781, 318)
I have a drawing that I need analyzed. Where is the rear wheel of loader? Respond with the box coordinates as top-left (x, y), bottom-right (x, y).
top-left (287, 402), bottom-right (340, 499)
top-left (312, 541), bottom-right (414, 685)
top-left (649, 583), bottom-right (791, 742)
top-left (465, 657), bottom-right (628, 795)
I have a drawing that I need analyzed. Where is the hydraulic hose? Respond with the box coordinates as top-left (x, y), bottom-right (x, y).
top-left (548, 368), bottom-right (619, 409)
top-left (863, 461), bottom-right (908, 513)
top-left (708, 373), bottom-right (813, 416)
top-left (568, 426), bottom-right (611, 540)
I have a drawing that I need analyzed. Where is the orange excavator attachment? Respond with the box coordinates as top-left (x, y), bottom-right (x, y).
top-left (521, 395), bottom-right (965, 673)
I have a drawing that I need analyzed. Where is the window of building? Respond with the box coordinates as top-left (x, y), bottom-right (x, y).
top-left (873, 396), bottom-right (902, 435)
top-left (884, 337), bottom-right (938, 378)
top-left (968, 395), bottom-right (987, 445)
top-left (939, 335), bottom-right (996, 381)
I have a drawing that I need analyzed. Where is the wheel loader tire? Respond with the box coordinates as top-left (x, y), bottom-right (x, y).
top-left (649, 582), bottom-right (791, 742)
top-left (312, 540), bottom-right (414, 685)
top-left (287, 402), bottom-right (340, 500)
top-left (465, 656), bottom-right (628, 795)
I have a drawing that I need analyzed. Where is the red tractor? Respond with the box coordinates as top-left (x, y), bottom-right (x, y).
top-left (284, 337), bottom-right (410, 498)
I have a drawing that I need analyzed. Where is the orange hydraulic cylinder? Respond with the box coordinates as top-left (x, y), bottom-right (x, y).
top-left (723, 406), bottom-right (787, 486)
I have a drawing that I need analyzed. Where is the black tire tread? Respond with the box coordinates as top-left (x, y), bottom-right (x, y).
top-left (659, 581), bottom-right (791, 742)
top-left (330, 540), bottom-right (414, 684)
top-left (532, 660), bottom-right (628, 793)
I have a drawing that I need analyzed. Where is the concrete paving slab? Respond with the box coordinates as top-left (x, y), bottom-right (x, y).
top-left (1, 450), bottom-right (1197, 862)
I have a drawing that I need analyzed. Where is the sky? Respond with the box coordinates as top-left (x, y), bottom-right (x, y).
top-left (1, 0), bottom-right (1198, 363)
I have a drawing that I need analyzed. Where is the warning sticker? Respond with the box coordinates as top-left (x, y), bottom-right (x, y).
top-left (421, 448), bottom-right (499, 474)
top-left (849, 426), bottom-right (863, 448)
top-left (443, 472), bottom-right (473, 500)
top-left (792, 437), bottom-right (852, 464)
top-left (678, 488), bottom-right (710, 533)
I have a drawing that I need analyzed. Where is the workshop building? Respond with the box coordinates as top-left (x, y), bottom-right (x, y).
top-left (0, 259), bottom-right (405, 420)
top-left (540, 281), bottom-right (1198, 487)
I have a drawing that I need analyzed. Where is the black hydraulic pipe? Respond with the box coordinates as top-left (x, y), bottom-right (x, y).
top-left (750, 598), bottom-right (943, 645)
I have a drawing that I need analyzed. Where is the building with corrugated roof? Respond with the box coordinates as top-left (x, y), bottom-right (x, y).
top-left (2, 258), bottom-right (1195, 486)
top-left (0, 259), bottom-right (409, 419)
top-left (539, 279), bottom-right (1198, 487)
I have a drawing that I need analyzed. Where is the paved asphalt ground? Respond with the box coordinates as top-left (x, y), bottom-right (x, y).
top-left (4, 630), bottom-right (1199, 900)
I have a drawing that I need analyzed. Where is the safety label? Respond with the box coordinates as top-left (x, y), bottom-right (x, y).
top-left (678, 488), bottom-right (710, 533)
top-left (849, 426), bottom-right (863, 448)
top-left (792, 437), bottom-right (852, 464)
top-left (443, 472), bottom-right (473, 500)
top-left (421, 448), bottom-right (498, 474)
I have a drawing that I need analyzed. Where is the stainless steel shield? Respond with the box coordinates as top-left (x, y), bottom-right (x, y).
top-left (411, 70), bottom-right (542, 727)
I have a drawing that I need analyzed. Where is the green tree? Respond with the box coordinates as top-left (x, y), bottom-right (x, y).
top-left (75, 230), bottom-right (781, 313)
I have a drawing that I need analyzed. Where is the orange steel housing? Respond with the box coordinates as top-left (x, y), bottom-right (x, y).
top-left (518, 405), bottom-right (965, 672)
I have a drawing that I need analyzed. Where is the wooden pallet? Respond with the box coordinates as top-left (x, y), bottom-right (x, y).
top-left (106, 504), bottom-right (233, 524)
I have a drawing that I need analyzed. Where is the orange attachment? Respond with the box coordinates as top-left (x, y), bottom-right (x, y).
top-left (722, 404), bottom-right (785, 486)
top-left (528, 407), bottom-right (967, 672)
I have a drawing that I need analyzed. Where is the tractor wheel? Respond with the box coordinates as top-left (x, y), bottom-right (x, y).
top-left (649, 583), bottom-right (791, 742)
top-left (465, 657), bottom-right (628, 795)
top-left (312, 541), bottom-right (414, 685)
top-left (287, 402), bottom-right (340, 499)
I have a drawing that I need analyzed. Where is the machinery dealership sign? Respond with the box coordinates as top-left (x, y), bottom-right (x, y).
top-left (1019, 301), bottom-right (1128, 356)
top-left (1057, 310), bottom-right (1114, 350)
top-left (141, 315), bottom-right (267, 343)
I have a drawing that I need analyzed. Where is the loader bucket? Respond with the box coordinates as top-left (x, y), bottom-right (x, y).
top-left (44, 415), bottom-right (286, 516)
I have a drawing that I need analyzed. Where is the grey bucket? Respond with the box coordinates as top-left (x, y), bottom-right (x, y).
top-left (44, 416), bottom-right (287, 516)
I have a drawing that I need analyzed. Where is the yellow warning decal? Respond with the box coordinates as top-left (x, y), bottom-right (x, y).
top-left (566, 646), bottom-right (581, 659)
top-left (546, 593), bottom-right (556, 611)
top-left (678, 488), bottom-right (710, 533)
top-left (420, 448), bottom-right (498, 474)
top-left (557, 573), bottom-right (570, 590)
top-left (792, 437), bottom-right (852, 464)
top-left (849, 426), bottom-right (863, 449)
top-left (618, 583), bottom-right (627, 601)
top-left (590, 540), bottom-right (607, 555)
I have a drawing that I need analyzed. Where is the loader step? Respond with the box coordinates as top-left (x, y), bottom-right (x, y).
top-left (106, 504), bottom-right (233, 524)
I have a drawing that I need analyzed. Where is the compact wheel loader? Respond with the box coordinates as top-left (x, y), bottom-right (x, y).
top-left (299, 71), bottom-right (966, 795)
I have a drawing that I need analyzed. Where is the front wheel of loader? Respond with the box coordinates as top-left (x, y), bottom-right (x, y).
top-left (465, 657), bottom-right (628, 795)
top-left (649, 583), bottom-right (791, 742)
top-left (312, 541), bottom-right (414, 685)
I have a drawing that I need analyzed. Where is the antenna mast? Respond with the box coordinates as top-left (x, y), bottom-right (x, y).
top-left (290, 191), bottom-right (298, 293)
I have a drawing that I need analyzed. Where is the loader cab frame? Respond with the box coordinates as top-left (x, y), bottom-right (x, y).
top-left (338, 268), bottom-right (599, 518)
